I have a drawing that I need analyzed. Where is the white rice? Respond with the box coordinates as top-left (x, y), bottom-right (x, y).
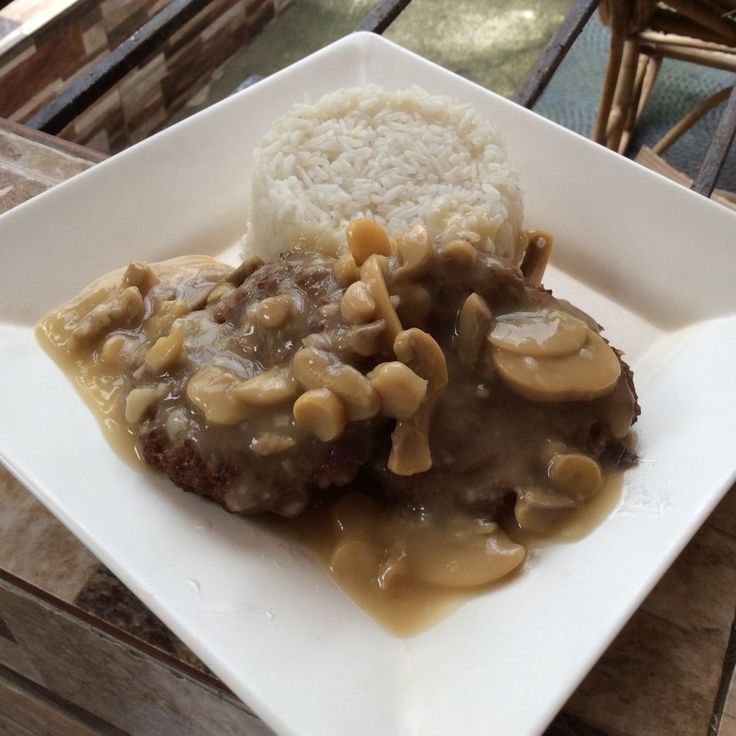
top-left (244, 85), bottom-right (525, 263)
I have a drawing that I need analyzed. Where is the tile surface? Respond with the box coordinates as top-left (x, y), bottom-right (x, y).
top-left (0, 467), bottom-right (99, 605)
top-left (0, 0), bottom-right (291, 153)
top-left (74, 566), bottom-right (210, 672)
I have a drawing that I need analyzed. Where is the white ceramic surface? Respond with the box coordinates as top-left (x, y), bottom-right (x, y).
top-left (1, 33), bottom-right (735, 736)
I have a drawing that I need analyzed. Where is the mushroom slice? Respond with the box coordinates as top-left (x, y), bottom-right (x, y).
top-left (456, 293), bottom-right (493, 371)
top-left (125, 384), bottom-right (167, 424)
top-left (73, 286), bottom-right (144, 345)
top-left (413, 530), bottom-right (525, 587)
top-left (123, 261), bottom-right (159, 294)
top-left (146, 298), bottom-right (190, 335)
top-left (330, 538), bottom-right (381, 579)
top-left (393, 283), bottom-right (430, 327)
top-left (389, 329), bottom-right (448, 476)
top-left (231, 366), bottom-right (300, 406)
top-left (492, 330), bottom-right (621, 402)
top-left (388, 513), bottom-right (525, 587)
top-left (488, 309), bottom-right (588, 357)
top-left (345, 319), bottom-right (386, 356)
top-left (346, 219), bottom-right (392, 265)
top-left (101, 334), bottom-right (137, 368)
top-left (252, 296), bottom-right (293, 329)
top-left (206, 282), bottom-right (236, 306)
top-left (520, 231), bottom-right (553, 285)
top-left (394, 225), bottom-right (433, 281)
top-left (514, 485), bottom-right (578, 534)
top-left (376, 552), bottom-right (409, 592)
top-left (144, 324), bottom-right (185, 373)
top-left (367, 361), bottom-right (428, 420)
top-left (360, 255), bottom-right (403, 351)
top-left (291, 347), bottom-right (380, 421)
top-left (442, 240), bottom-right (478, 267)
top-left (226, 255), bottom-right (264, 286)
top-left (250, 433), bottom-right (296, 456)
top-left (186, 365), bottom-right (248, 425)
top-left (341, 281), bottom-right (376, 324)
top-left (548, 452), bottom-right (602, 501)
top-left (293, 388), bottom-right (347, 442)
top-left (333, 253), bottom-right (360, 286)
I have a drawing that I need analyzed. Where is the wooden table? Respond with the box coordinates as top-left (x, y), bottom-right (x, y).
top-left (1, 120), bottom-right (734, 736)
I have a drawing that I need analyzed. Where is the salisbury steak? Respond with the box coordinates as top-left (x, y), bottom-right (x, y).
top-left (133, 251), bottom-right (381, 517)
top-left (39, 222), bottom-right (638, 525)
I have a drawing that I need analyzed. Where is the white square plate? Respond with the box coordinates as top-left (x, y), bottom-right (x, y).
top-left (1, 33), bottom-right (735, 736)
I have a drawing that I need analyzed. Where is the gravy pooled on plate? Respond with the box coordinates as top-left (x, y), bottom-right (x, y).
top-left (38, 223), bottom-right (639, 635)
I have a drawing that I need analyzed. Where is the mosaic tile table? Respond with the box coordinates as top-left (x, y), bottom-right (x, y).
top-left (0, 119), bottom-right (734, 736)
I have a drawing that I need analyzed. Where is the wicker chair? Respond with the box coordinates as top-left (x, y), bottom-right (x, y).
top-left (595, 0), bottom-right (736, 156)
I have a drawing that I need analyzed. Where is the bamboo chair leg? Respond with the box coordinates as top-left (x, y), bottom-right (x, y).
top-left (607, 39), bottom-right (640, 151)
top-left (618, 51), bottom-right (650, 154)
top-left (616, 54), bottom-right (662, 153)
top-left (593, 11), bottom-right (627, 144)
top-left (618, 53), bottom-right (661, 154)
top-left (652, 85), bottom-right (734, 154)
top-left (634, 54), bottom-right (661, 126)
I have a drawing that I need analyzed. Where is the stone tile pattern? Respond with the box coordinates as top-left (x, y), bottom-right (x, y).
top-left (0, 0), bottom-right (290, 154)
top-left (0, 123), bottom-right (95, 213)
top-left (0, 128), bottom-right (103, 597)
top-left (2, 126), bottom-right (736, 734)
top-left (74, 565), bottom-right (211, 673)
top-left (0, 467), bottom-right (100, 606)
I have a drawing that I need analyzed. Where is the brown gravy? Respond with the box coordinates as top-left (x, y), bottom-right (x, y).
top-left (265, 473), bottom-right (623, 636)
top-left (269, 500), bottom-right (477, 637)
top-left (37, 226), bottom-right (638, 637)
top-left (37, 256), bottom-right (231, 466)
top-left (38, 302), bottom-right (625, 637)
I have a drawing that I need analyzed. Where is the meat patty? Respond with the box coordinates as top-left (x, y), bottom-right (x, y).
top-left (134, 252), bottom-right (381, 517)
top-left (133, 238), bottom-right (638, 518)
top-left (41, 225), bottom-right (639, 520)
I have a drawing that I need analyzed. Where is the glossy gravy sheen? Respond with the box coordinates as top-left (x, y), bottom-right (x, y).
top-left (38, 228), bottom-right (638, 637)
top-left (39, 287), bottom-right (625, 637)
top-left (37, 256), bottom-right (232, 466)
top-left (270, 474), bottom-right (623, 636)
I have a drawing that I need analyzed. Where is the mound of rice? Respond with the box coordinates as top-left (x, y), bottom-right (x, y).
top-left (244, 85), bottom-right (525, 263)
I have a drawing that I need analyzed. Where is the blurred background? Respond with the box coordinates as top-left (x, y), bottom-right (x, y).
top-left (0, 0), bottom-right (733, 188)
